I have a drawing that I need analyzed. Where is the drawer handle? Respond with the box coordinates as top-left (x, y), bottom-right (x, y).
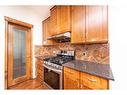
top-left (87, 77), bottom-right (97, 82)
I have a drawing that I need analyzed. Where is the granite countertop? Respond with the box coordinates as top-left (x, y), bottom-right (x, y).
top-left (63, 60), bottom-right (114, 81)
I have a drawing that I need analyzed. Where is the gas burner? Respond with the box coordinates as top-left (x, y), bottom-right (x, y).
top-left (43, 50), bottom-right (75, 70)
top-left (44, 55), bottom-right (74, 65)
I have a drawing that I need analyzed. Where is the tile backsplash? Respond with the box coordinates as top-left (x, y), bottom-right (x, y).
top-left (34, 43), bottom-right (109, 64)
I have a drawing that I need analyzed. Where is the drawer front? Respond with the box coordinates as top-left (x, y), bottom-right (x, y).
top-left (64, 67), bottom-right (79, 76)
top-left (80, 72), bottom-right (109, 89)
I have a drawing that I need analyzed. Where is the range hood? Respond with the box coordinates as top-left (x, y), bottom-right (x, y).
top-left (47, 32), bottom-right (71, 42)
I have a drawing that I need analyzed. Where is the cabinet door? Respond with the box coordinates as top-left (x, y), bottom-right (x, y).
top-left (58, 6), bottom-right (71, 34)
top-left (86, 6), bottom-right (108, 43)
top-left (50, 6), bottom-right (60, 36)
top-left (42, 17), bottom-right (54, 45)
top-left (80, 72), bottom-right (109, 90)
top-left (71, 6), bottom-right (86, 44)
top-left (36, 59), bottom-right (43, 83)
top-left (64, 67), bottom-right (80, 89)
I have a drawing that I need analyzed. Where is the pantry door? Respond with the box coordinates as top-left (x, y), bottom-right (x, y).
top-left (5, 17), bottom-right (33, 88)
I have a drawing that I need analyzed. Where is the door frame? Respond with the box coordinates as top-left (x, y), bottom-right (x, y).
top-left (4, 16), bottom-right (33, 89)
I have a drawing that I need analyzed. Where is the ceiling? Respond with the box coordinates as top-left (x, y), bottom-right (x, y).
top-left (24, 5), bottom-right (53, 19)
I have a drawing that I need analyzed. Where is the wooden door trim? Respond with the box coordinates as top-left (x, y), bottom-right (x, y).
top-left (5, 16), bottom-right (33, 89)
top-left (4, 16), bottom-right (33, 28)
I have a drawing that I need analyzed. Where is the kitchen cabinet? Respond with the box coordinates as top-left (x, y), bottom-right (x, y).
top-left (71, 6), bottom-right (86, 43)
top-left (80, 72), bottom-right (109, 89)
top-left (36, 59), bottom-right (44, 83)
top-left (71, 5), bottom-right (108, 44)
top-left (64, 67), bottom-right (80, 89)
top-left (86, 6), bottom-right (108, 43)
top-left (50, 6), bottom-right (71, 35)
top-left (50, 6), bottom-right (59, 36)
top-left (42, 17), bottom-right (54, 45)
top-left (58, 5), bottom-right (71, 34)
top-left (64, 67), bottom-right (109, 90)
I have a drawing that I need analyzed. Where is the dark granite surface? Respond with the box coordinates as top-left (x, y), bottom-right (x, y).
top-left (63, 60), bottom-right (114, 81)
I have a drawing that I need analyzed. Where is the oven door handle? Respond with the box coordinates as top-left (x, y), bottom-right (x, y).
top-left (43, 64), bottom-right (62, 73)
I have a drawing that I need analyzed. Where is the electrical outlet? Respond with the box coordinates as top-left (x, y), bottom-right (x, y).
top-left (82, 52), bottom-right (87, 56)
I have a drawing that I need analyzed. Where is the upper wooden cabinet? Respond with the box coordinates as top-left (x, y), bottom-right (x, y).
top-left (50, 6), bottom-right (59, 36)
top-left (44, 5), bottom-right (108, 44)
top-left (50, 6), bottom-right (71, 35)
top-left (71, 6), bottom-right (86, 43)
top-left (58, 6), bottom-right (71, 34)
top-left (71, 5), bottom-right (108, 44)
top-left (86, 6), bottom-right (108, 43)
top-left (42, 17), bottom-right (54, 45)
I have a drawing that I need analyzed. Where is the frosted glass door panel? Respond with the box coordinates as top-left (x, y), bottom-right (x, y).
top-left (13, 28), bottom-right (26, 79)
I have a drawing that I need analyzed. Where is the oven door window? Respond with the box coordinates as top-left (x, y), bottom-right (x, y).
top-left (44, 67), bottom-right (60, 89)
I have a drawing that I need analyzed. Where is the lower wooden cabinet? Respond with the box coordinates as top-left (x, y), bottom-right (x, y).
top-left (64, 67), bottom-right (80, 89)
top-left (80, 72), bottom-right (109, 89)
top-left (64, 67), bottom-right (109, 90)
top-left (36, 59), bottom-right (44, 83)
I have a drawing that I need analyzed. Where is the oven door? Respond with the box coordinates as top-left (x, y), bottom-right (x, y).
top-left (43, 64), bottom-right (62, 89)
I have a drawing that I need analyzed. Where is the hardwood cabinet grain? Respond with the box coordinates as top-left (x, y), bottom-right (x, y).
top-left (86, 6), bottom-right (108, 43)
top-left (58, 5), bottom-right (71, 34)
top-left (64, 67), bottom-right (80, 89)
top-left (42, 17), bottom-right (54, 45)
top-left (71, 6), bottom-right (86, 43)
top-left (80, 72), bottom-right (109, 89)
top-left (36, 59), bottom-right (43, 83)
top-left (71, 5), bottom-right (108, 44)
top-left (64, 67), bottom-right (109, 90)
top-left (50, 6), bottom-right (59, 36)
top-left (50, 6), bottom-right (71, 35)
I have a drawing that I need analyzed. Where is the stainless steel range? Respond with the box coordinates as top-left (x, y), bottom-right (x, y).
top-left (43, 50), bottom-right (75, 89)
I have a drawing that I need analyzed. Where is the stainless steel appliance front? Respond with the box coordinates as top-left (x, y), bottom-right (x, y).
top-left (43, 64), bottom-right (62, 89)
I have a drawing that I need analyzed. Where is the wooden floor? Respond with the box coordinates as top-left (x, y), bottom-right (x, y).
top-left (8, 79), bottom-right (49, 90)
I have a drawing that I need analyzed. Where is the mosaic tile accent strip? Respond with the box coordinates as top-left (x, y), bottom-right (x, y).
top-left (34, 43), bottom-right (109, 64)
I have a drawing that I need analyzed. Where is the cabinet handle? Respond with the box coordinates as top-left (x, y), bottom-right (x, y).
top-left (87, 77), bottom-right (97, 82)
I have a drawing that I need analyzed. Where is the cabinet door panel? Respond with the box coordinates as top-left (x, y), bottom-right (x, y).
top-left (59, 6), bottom-right (71, 33)
top-left (36, 59), bottom-right (44, 83)
top-left (86, 6), bottom-right (108, 43)
top-left (71, 6), bottom-right (86, 43)
top-left (43, 17), bottom-right (54, 45)
top-left (64, 67), bottom-right (80, 89)
top-left (50, 6), bottom-right (58, 36)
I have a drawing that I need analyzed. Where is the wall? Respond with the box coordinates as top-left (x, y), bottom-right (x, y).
top-left (0, 6), bottom-right (47, 90)
top-left (35, 43), bottom-right (109, 64)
